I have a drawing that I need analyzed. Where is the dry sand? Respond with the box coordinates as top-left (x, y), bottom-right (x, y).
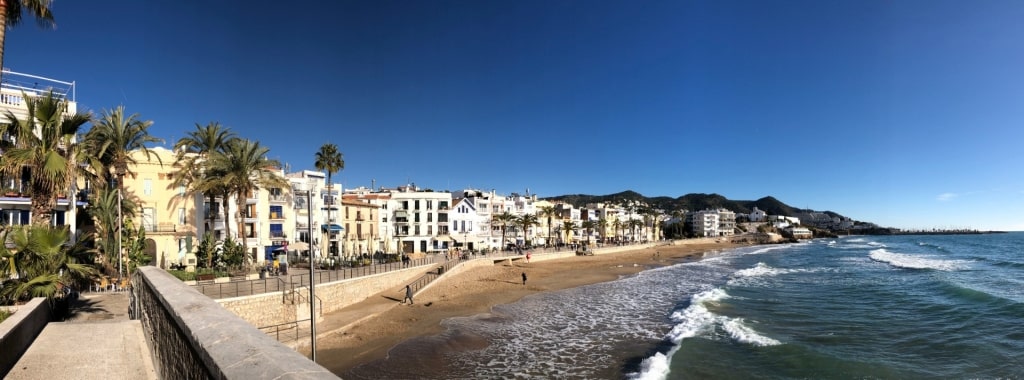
top-left (314, 240), bottom-right (746, 375)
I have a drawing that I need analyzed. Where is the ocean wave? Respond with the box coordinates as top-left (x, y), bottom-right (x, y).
top-left (722, 318), bottom-right (781, 347)
top-left (625, 352), bottom-right (671, 380)
top-left (743, 244), bottom-right (797, 256)
top-left (734, 262), bottom-right (800, 278)
top-left (868, 249), bottom-right (970, 271)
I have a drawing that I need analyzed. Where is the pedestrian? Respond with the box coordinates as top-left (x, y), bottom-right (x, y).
top-left (403, 285), bottom-right (414, 305)
top-left (526, 252), bottom-right (532, 263)
top-left (521, 272), bottom-right (527, 285)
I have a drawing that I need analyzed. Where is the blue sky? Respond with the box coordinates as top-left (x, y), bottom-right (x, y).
top-left (5, 1), bottom-right (1023, 230)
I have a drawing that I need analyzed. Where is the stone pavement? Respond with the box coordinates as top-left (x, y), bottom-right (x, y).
top-left (5, 292), bottom-right (157, 380)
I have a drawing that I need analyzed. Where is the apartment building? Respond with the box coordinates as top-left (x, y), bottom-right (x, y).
top-left (385, 185), bottom-right (452, 254)
top-left (687, 209), bottom-right (721, 237)
top-left (340, 199), bottom-right (380, 257)
top-left (342, 187), bottom-right (391, 253)
top-left (121, 147), bottom-right (200, 268)
top-left (0, 71), bottom-right (79, 234)
top-left (286, 171), bottom-right (329, 257)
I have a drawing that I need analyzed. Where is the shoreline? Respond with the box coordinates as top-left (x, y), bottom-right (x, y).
top-left (310, 240), bottom-right (748, 376)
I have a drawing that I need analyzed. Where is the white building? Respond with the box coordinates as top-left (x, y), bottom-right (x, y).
top-left (0, 71), bottom-right (80, 237)
top-left (687, 210), bottom-right (721, 237)
top-left (749, 207), bottom-right (767, 222)
top-left (385, 185), bottom-right (453, 254)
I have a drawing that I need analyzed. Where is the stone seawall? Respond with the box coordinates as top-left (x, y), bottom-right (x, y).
top-left (131, 267), bottom-right (338, 379)
top-left (217, 266), bottom-right (431, 327)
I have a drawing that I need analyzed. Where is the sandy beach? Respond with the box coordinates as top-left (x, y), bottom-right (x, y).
top-left (312, 240), bottom-right (745, 376)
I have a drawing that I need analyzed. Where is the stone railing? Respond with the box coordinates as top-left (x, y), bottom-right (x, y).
top-left (0, 298), bottom-right (50, 377)
top-left (130, 267), bottom-right (338, 379)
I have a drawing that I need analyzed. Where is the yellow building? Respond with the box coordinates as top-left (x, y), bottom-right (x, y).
top-left (340, 199), bottom-right (380, 258)
top-left (121, 147), bottom-right (200, 268)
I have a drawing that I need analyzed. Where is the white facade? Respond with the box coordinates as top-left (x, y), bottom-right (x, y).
top-left (750, 207), bottom-right (767, 222)
top-left (386, 185), bottom-right (453, 254)
top-left (286, 171), bottom-right (328, 258)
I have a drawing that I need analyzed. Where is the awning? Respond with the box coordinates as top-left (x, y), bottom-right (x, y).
top-left (321, 224), bottom-right (344, 232)
top-left (435, 235), bottom-right (453, 242)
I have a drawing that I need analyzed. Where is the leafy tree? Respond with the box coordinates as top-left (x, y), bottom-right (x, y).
top-left (0, 225), bottom-right (96, 305)
top-left (0, 0), bottom-right (55, 83)
top-left (85, 187), bottom-right (137, 274)
top-left (0, 91), bottom-right (91, 226)
top-left (194, 232), bottom-right (216, 269)
top-left (219, 237), bottom-right (245, 269)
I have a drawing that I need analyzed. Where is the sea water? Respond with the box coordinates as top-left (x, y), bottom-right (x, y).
top-left (343, 233), bottom-right (1024, 379)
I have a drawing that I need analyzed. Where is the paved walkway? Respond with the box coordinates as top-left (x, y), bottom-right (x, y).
top-left (5, 292), bottom-right (157, 380)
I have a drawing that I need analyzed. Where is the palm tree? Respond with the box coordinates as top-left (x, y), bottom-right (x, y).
top-left (492, 211), bottom-right (514, 250)
top-left (562, 220), bottom-right (577, 246)
top-left (171, 122), bottom-right (236, 241)
top-left (539, 205), bottom-right (557, 247)
top-left (0, 91), bottom-right (91, 226)
top-left (0, 0), bottom-right (55, 83)
top-left (86, 106), bottom-right (163, 188)
top-left (85, 187), bottom-right (137, 274)
top-left (612, 219), bottom-right (622, 244)
top-left (597, 218), bottom-right (608, 243)
top-left (206, 138), bottom-right (288, 262)
top-left (629, 219), bottom-right (643, 242)
top-left (0, 225), bottom-right (96, 305)
top-left (516, 213), bottom-right (539, 247)
top-left (314, 143), bottom-right (344, 256)
top-left (580, 220), bottom-right (596, 245)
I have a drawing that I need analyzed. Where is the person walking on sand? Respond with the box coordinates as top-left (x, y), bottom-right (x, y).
top-left (403, 285), bottom-right (414, 305)
top-left (526, 252), bottom-right (532, 263)
top-left (521, 272), bottom-right (527, 285)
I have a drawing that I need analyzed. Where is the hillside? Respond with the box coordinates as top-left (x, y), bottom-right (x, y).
top-left (544, 191), bottom-right (846, 219)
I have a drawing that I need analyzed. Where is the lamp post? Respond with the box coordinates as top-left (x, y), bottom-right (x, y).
top-left (300, 181), bottom-right (316, 362)
top-left (115, 163), bottom-right (126, 282)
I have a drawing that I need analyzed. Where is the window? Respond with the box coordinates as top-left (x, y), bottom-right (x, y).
top-left (143, 179), bottom-right (153, 196)
top-left (269, 205), bottom-right (283, 219)
top-left (178, 185), bottom-right (186, 196)
top-left (414, 225), bottom-right (420, 235)
top-left (357, 224), bottom-right (363, 237)
top-left (143, 207), bottom-right (155, 231)
top-left (178, 208), bottom-right (186, 225)
top-left (414, 213), bottom-right (420, 222)
top-left (468, 221), bottom-right (473, 231)
top-left (427, 213), bottom-right (433, 222)
top-left (414, 200), bottom-right (420, 210)
top-left (427, 225), bottom-right (433, 235)
top-left (427, 200), bottom-right (433, 210)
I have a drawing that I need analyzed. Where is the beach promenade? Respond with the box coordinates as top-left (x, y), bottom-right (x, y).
top-left (5, 292), bottom-right (157, 380)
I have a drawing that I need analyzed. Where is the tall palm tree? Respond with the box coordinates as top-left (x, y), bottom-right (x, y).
top-left (629, 219), bottom-right (643, 242)
top-left (206, 138), bottom-right (288, 262)
top-left (171, 122), bottom-right (236, 242)
top-left (86, 106), bottom-right (163, 188)
top-left (314, 143), bottom-right (344, 256)
top-left (539, 205), bottom-right (557, 247)
top-left (562, 220), bottom-right (577, 246)
top-left (0, 91), bottom-right (90, 226)
top-left (0, 225), bottom-right (96, 304)
top-left (612, 219), bottom-right (622, 244)
top-left (492, 211), bottom-right (514, 250)
top-left (597, 218), bottom-right (608, 243)
top-left (580, 220), bottom-right (596, 245)
top-left (0, 0), bottom-right (54, 83)
top-left (516, 213), bottom-right (539, 247)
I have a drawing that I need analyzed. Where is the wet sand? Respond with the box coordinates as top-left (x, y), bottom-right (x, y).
top-left (314, 240), bottom-right (745, 376)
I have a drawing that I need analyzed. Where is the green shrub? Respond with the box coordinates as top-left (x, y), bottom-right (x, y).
top-left (0, 309), bottom-right (11, 324)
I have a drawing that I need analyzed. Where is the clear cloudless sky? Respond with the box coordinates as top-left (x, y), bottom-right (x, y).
top-left (5, 0), bottom-right (1023, 230)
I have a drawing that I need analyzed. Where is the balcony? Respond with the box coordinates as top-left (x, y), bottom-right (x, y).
top-left (268, 212), bottom-right (285, 220)
top-left (143, 223), bottom-right (195, 233)
top-left (269, 194), bottom-right (287, 203)
top-left (269, 231), bottom-right (288, 239)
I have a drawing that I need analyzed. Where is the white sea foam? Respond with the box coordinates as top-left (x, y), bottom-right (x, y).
top-left (722, 318), bottom-right (782, 347)
top-left (869, 249), bottom-right (970, 271)
top-left (845, 238), bottom-right (866, 242)
top-left (743, 244), bottom-right (795, 256)
top-left (625, 352), bottom-right (672, 380)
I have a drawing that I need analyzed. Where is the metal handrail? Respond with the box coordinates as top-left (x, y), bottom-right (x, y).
top-left (258, 318), bottom-right (310, 342)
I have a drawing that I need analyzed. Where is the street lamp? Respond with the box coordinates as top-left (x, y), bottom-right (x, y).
top-left (114, 163), bottom-right (127, 282)
top-left (297, 181), bottom-right (317, 362)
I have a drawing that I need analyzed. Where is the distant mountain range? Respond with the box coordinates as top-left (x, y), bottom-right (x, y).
top-left (544, 190), bottom-right (847, 220)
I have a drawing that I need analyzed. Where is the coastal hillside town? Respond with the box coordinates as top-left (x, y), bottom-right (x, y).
top-left (0, 70), bottom-right (875, 276)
